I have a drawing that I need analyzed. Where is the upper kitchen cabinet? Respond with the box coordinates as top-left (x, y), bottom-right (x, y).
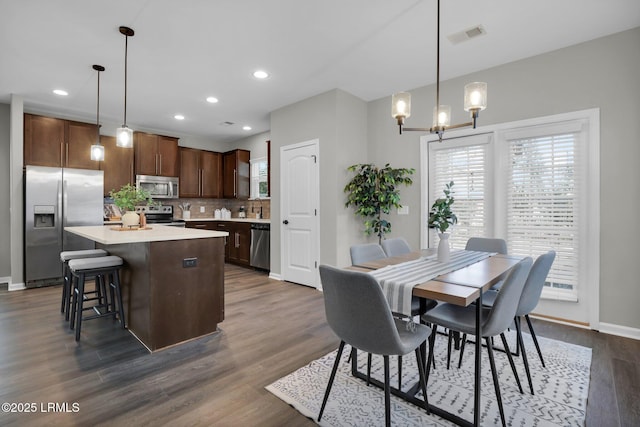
top-left (179, 147), bottom-right (222, 198)
top-left (223, 149), bottom-right (250, 199)
top-left (24, 113), bottom-right (99, 170)
top-left (101, 135), bottom-right (134, 195)
top-left (134, 132), bottom-right (179, 177)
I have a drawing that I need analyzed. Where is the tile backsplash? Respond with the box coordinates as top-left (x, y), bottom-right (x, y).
top-left (165, 198), bottom-right (271, 220)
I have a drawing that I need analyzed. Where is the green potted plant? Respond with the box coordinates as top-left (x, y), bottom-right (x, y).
top-left (109, 184), bottom-right (153, 227)
top-left (428, 181), bottom-right (457, 262)
top-left (344, 163), bottom-right (414, 244)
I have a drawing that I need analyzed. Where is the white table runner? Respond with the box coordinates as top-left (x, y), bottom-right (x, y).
top-left (369, 250), bottom-right (495, 318)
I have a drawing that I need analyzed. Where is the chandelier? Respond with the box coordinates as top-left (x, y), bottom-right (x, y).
top-left (392, 0), bottom-right (487, 141)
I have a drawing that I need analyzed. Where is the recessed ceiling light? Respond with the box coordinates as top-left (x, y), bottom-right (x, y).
top-left (206, 96), bottom-right (219, 103)
top-left (242, 126), bottom-right (252, 131)
top-left (53, 89), bottom-right (68, 96)
top-left (253, 70), bottom-right (269, 79)
top-left (174, 114), bottom-right (185, 120)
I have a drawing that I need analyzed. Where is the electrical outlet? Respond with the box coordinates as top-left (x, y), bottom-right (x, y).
top-left (183, 258), bottom-right (198, 268)
top-left (200, 206), bottom-right (205, 213)
top-left (397, 205), bottom-right (409, 215)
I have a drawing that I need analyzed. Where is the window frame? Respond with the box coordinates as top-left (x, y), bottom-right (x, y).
top-left (420, 108), bottom-right (600, 327)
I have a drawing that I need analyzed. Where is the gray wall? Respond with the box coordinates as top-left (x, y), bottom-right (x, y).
top-left (270, 89), bottom-right (368, 274)
top-left (367, 27), bottom-right (640, 330)
top-left (0, 103), bottom-right (10, 278)
top-left (231, 131), bottom-right (270, 160)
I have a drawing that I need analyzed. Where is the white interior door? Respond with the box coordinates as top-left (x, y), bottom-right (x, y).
top-left (280, 140), bottom-right (319, 288)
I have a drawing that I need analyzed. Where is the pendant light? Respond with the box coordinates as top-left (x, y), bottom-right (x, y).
top-left (116, 26), bottom-right (135, 148)
top-left (90, 64), bottom-right (105, 161)
top-left (391, 0), bottom-right (487, 141)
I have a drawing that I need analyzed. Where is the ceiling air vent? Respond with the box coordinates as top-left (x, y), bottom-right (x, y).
top-left (219, 121), bottom-right (235, 126)
top-left (447, 25), bottom-right (487, 45)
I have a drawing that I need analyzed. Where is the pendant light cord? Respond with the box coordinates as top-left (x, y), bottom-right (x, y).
top-left (436, 0), bottom-right (440, 119)
top-left (123, 33), bottom-right (128, 127)
top-left (96, 68), bottom-right (101, 143)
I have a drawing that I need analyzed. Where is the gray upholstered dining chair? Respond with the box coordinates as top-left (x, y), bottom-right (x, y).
top-left (349, 243), bottom-right (387, 265)
top-left (381, 237), bottom-right (412, 257)
top-left (350, 241), bottom-right (437, 384)
top-left (465, 237), bottom-right (508, 254)
top-left (440, 237), bottom-right (509, 366)
top-left (318, 265), bottom-right (431, 427)
top-left (422, 257), bottom-right (533, 427)
top-left (471, 250), bottom-right (556, 394)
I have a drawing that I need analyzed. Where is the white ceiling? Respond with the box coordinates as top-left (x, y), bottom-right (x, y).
top-left (1, 0), bottom-right (639, 143)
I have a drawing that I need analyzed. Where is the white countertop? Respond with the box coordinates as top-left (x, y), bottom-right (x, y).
top-left (65, 225), bottom-right (228, 245)
top-left (182, 217), bottom-right (270, 224)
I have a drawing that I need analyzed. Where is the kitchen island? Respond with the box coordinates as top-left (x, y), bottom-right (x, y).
top-left (65, 225), bottom-right (228, 351)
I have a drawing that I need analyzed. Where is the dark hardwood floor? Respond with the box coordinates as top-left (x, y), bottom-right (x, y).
top-left (0, 266), bottom-right (638, 426)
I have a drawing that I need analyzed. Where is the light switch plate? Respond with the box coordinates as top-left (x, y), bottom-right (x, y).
top-left (200, 206), bottom-right (205, 213)
top-left (397, 205), bottom-right (409, 215)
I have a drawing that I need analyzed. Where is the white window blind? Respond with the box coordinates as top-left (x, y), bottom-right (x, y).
top-left (505, 124), bottom-right (584, 301)
top-left (429, 136), bottom-right (490, 250)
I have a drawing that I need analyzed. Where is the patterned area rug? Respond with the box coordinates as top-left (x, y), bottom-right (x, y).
top-left (266, 330), bottom-right (591, 426)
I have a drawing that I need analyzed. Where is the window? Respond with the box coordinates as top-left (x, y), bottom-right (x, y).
top-left (503, 123), bottom-right (584, 301)
top-left (422, 110), bottom-right (599, 307)
top-left (250, 157), bottom-right (269, 199)
top-left (428, 134), bottom-right (492, 251)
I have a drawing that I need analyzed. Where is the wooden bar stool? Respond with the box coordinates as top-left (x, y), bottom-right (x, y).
top-left (68, 256), bottom-right (126, 342)
top-left (60, 249), bottom-right (109, 320)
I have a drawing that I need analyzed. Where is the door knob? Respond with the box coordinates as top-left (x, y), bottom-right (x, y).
top-left (282, 220), bottom-right (289, 225)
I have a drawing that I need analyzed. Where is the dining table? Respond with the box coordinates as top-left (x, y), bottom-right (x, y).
top-left (350, 249), bottom-right (525, 427)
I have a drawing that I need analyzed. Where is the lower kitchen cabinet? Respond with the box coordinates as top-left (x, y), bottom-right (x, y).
top-left (186, 221), bottom-right (251, 267)
top-left (228, 222), bottom-right (251, 266)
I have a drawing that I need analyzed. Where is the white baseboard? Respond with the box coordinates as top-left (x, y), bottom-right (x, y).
top-left (0, 276), bottom-right (10, 285)
top-left (532, 315), bottom-right (640, 341)
top-left (269, 272), bottom-right (282, 281)
top-left (8, 282), bottom-right (26, 291)
top-left (598, 322), bottom-right (640, 341)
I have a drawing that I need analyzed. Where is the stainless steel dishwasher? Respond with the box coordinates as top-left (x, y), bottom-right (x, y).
top-left (250, 223), bottom-right (270, 270)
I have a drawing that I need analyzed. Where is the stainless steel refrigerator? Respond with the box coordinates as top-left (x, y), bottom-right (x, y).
top-left (25, 166), bottom-right (104, 287)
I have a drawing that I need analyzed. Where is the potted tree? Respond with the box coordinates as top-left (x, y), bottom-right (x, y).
top-left (109, 184), bottom-right (153, 228)
top-left (344, 163), bottom-right (414, 244)
top-left (428, 181), bottom-right (457, 262)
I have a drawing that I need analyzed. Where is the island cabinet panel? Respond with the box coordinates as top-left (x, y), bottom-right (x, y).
top-left (24, 113), bottom-right (99, 169)
top-left (134, 132), bottom-right (179, 177)
top-left (99, 237), bottom-right (225, 351)
top-left (101, 135), bottom-right (134, 195)
top-left (179, 148), bottom-right (222, 198)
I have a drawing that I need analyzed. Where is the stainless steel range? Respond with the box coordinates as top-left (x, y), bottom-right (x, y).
top-left (135, 205), bottom-right (185, 227)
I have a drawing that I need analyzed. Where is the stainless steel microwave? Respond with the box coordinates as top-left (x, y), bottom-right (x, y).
top-left (136, 175), bottom-right (179, 199)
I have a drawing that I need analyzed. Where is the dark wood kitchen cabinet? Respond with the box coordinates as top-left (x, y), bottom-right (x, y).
top-left (134, 132), bottom-right (179, 177)
top-left (100, 135), bottom-right (134, 195)
top-left (214, 221), bottom-right (250, 266)
top-left (223, 149), bottom-right (250, 199)
top-left (179, 147), bottom-right (222, 198)
top-left (24, 113), bottom-right (99, 170)
top-left (229, 221), bottom-right (251, 266)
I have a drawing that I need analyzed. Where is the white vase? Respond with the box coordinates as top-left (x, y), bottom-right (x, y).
top-left (121, 211), bottom-right (140, 228)
top-left (437, 232), bottom-right (450, 263)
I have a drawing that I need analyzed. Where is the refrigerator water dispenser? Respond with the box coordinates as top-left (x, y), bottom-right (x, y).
top-left (34, 205), bottom-right (55, 228)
